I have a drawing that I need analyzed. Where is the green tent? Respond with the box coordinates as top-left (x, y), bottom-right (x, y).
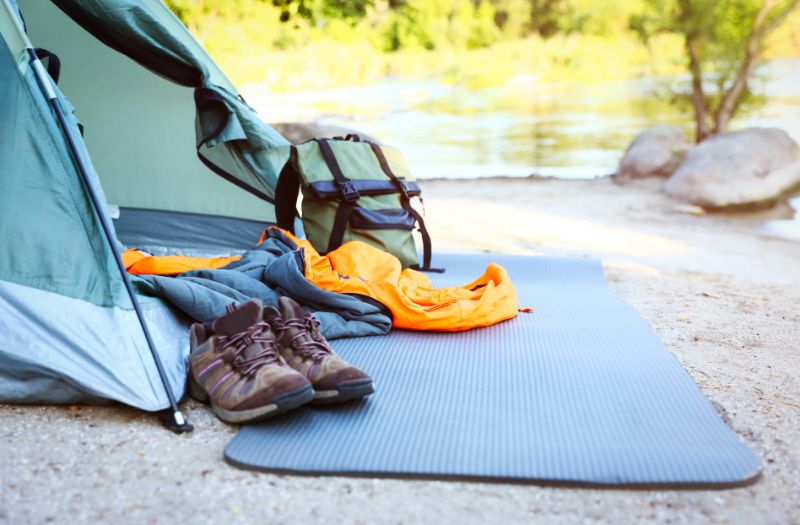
top-left (0, 0), bottom-right (291, 427)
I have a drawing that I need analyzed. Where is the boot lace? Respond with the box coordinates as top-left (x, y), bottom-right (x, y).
top-left (216, 321), bottom-right (282, 376)
top-left (276, 315), bottom-right (331, 362)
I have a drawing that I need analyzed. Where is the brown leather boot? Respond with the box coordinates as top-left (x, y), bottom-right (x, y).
top-left (188, 299), bottom-right (313, 423)
top-left (264, 297), bottom-right (374, 404)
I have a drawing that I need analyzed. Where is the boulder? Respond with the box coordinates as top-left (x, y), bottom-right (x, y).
top-left (271, 122), bottom-right (378, 145)
top-left (615, 125), bottom-right (692, 182)
top-left (665, 127), bottom-right (800, 209)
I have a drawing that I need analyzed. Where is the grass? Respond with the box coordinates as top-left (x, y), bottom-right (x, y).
top-left (207, 34), bottom-right (687, 92)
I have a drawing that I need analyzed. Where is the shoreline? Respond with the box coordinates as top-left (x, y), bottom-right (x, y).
top-left (425, 174), bottom-right (799, 213)
top-left (421, 176), bottom-right (800, 244)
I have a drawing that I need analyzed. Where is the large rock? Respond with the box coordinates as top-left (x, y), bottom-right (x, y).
top-left (271, 122), bottom-right (379, 145)
top-left (665, 127), bottom-right (800, 209)
top-left (615, 125), bottom-right (692, 182)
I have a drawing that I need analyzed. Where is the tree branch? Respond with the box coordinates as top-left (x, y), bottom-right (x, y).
top-left (760, 0), bottom-right (800, 36)
top-left (714, 0), bottom-right (799, 133)
top-left (678, 0), bottom-right (711, 142)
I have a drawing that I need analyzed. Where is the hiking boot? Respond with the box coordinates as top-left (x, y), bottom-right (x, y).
top-left (188, 299), bottom-right (313, 424)
top-left (264, 297), bottom-right (374, 404)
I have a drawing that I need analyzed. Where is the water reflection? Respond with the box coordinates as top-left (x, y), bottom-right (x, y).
top-left (253, 59), bottom-right (799, 181)
top-left (307, 80), bottom-right (681, 179)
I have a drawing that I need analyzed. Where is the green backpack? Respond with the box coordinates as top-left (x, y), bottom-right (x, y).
top-left (275, 135), bottom-right (435, 270)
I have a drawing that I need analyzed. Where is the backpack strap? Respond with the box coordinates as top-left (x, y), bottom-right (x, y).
top-left (274, 151), bottom-right (300, 233)
top-left (315, 138), bottom-right (360, 253)
top-left (368, 143), bottom-right (442, 273)
top-left (33, 48), bottom-right (85, 136)
top-left (34, 49), bottom-right (60, 84)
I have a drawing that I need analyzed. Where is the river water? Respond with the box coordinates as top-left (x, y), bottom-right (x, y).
top-left (252, 58), bottom-right (800, 237)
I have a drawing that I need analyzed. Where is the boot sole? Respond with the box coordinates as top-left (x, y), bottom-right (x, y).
top-left (189, 375), bottom-right (314, 424)
top-left (312, 378), bottom-right (374, 405)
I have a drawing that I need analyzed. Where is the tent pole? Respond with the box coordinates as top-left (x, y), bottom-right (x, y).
top-left (27, 49), bottom-right (192, 434)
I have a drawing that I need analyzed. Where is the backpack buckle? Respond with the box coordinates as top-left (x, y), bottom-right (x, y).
top-left (337, 180), bottom-right (360, 202)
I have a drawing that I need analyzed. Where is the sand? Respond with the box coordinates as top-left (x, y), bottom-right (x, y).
top-left (2, 177), bottom-right (799, 524)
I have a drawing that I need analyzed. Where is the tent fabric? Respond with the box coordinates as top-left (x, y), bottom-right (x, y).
top-left (0, 279), bottom-right (189, 410)
top-left (21, 0), bottom-right (285, 223)
top-left (24, 0), bottom-right (273, 224)
top-left (1, 0), bottom-right (190, 409)
top-left (2, 1), bottom-right (26, 54)
top-left (51, 0), bottom-right (291, 201)
top-left (0, 19), bottom-right (126, 307)
top-left (1, 0), bottom-right (294, 410)
top-left (195, 86), bottom-right (291, 204)
top-left (51, 0), bottom-right (208, 87)
top-left (113, 208), bottom-right (273, 256)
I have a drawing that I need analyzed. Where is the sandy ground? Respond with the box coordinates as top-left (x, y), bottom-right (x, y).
top-left (2, 177), bottom-right (799, 525)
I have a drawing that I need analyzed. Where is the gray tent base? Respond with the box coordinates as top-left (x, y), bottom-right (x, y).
top-left (224, 253), bottom-right (761, 488)
top-left (0, 279), bottom-right (189, 410)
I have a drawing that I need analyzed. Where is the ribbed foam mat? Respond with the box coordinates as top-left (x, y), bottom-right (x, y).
top-left (224, 254), bottom-right (761, 487)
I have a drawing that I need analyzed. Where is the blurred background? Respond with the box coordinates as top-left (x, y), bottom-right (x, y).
top-left (165, 0), bottom-right (800, 235)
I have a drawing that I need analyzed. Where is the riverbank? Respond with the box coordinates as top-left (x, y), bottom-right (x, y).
top-left (2, 177), bottom-right (799, 524)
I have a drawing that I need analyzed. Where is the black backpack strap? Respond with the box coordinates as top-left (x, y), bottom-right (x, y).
top-left (315, 139), bottom-right (360, 253)
top-left (368, 142), bottom-right (442, 273)
top-left (33, 48), bottom-right (85, 136)
top-left (274, 148), bottom-right (300, 233)
top-left (34, 49), bottom-right (61, 84)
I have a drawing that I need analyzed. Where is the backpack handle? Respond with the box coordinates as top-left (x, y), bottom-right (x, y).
top-left (332, 134), bottom-right (363, 142)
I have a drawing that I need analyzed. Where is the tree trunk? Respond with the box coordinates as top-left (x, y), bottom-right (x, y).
top-left (685, 33), bottom-right (710, 143)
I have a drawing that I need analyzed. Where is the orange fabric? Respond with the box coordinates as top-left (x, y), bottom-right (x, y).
top-left (122, 249), bottom-right (241, 276)
top-left (271, 227), bottom-right (519, 332)
top-left (122, 229), bottom-right (520, 331)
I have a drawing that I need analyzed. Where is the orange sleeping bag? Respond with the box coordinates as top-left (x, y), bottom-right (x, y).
top-left (122, 249), bottom-right (241, 275)
top-left (265, 228), bottom-right (519, 332)
top-left (123, 227), bottom-right (520, 331)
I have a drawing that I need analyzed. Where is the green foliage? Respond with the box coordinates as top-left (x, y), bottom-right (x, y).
top-left (163, 0), bottom-right (797, 93)
top-left (528, 0), bottom-right (566, 37)
top-left (568, 0), bottom-right (647, 36)
top-left (628, 0), bottom-right (799, 138)
top-left (165, 0), bottom-right (652, 53)
top-left (631, 0), bottom-right (764, 58)
top-left (272, 0), bottom-right (374, 24)
top-left (490, 0), bottom-right (532, 38)
top-left (372, 0), bottom-right (500, 51)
